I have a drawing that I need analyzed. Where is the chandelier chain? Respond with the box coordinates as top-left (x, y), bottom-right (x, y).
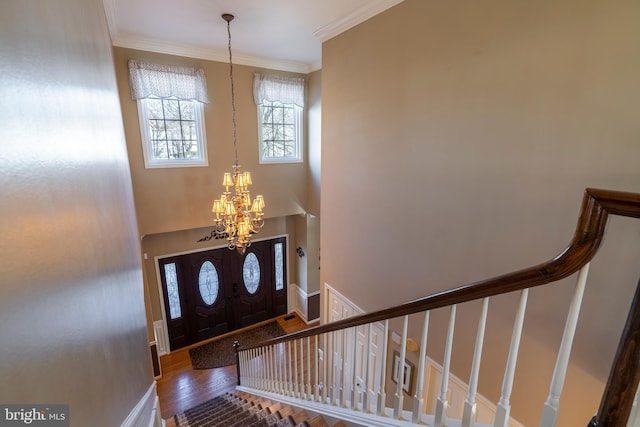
top-left (225, 16), bottom-right (239, 166)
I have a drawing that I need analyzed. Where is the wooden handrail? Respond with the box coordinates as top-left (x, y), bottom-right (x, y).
top-left (238, 188), bottom-right (640, 426)
top-left (239, 188), bottom-right (640, 352)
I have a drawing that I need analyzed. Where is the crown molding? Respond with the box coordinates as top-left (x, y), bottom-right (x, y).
top-left (112, 34), bottom-right (313, 74)
top-left (101, 0), bottom-right (119, 41)
top-left (313, 0), bottom-right (405, 42)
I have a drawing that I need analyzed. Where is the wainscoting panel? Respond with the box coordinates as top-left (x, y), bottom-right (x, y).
top-left (153, 320), bottom-right (168, 356)
top-left (120, 381), bottom-right (163, 427)
top-left (289, 283), bottom-right (320, 324)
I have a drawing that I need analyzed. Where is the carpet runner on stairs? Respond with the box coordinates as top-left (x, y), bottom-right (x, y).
top-left (173, 391), bottom-right (345, 427)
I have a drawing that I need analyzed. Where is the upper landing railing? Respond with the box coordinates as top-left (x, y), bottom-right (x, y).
top-left (236, 188), bottom-right (640, 427)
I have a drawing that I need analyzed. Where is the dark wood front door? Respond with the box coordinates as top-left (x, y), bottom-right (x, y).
top-left (159, 237), bottom-right (288, 351)
top-left (184, 249), bottom-right (230, 342)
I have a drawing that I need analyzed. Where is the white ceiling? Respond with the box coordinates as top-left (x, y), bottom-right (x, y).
top-left (103, 0), bottom-right (404, 73)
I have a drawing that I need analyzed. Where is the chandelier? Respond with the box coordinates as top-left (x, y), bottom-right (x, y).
top-left (211, 13), bottom-right (265, 254)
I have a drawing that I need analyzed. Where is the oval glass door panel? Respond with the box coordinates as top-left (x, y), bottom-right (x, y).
top-left (243, 252), bottom-right (261, 294)
top-left (198, 261), bottom-right (219, 305)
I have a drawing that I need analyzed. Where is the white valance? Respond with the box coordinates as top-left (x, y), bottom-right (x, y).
top-left (128, 60), bottom-right (209, 103)
top-left (253, 73), bottom-right (305, 107)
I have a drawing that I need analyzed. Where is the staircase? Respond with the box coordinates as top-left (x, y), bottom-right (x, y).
top-left (168, 391), bottom-right (346, 427)
top-left (165, 188), bottom-right (640, 427)
top-left (233, 188), bottom-right (640, 427)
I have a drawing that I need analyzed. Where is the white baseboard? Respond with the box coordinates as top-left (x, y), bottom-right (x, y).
top-left (289, 283), bottom-right (320, 324)
top-left (121, 381), bottom-right (163, 427)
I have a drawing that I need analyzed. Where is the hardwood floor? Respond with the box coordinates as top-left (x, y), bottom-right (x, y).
top-left (157, 313), bottom-right (317, 421)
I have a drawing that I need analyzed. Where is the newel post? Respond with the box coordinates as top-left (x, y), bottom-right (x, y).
top-left (233, 340), bottom-right (241, 386)
top-left (587, 278), bottom-right (640, 427)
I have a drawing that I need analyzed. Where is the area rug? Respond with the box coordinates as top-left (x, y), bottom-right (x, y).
top-left (189, 321), bottom-right (286, 370)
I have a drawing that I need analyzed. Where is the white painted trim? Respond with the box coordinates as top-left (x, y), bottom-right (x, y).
top-left (101, 0), bottom-right (118, 41)
top-left (313, 0), bottom-right (405, 42)
top-left (153, 261), bottom-right (171, 357)
top-left (289, 283), bottom-right (320, 324)
top-left (153, 321), bottom-right (168, 356)
top-left (120, 381), bottom-right (163, 427)
top-left (111, 34), bottom-right (312, 74)
top-left (324, 282), bottom-right (366, 321)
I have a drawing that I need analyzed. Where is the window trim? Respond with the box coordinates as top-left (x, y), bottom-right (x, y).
top-left (257, 101), bottom-right (303, 164)
top-left (137, 97), bottom-right (208, 169)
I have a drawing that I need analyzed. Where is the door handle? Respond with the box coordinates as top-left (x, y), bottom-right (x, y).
top-left (233, 283), bottom-right (239, 294)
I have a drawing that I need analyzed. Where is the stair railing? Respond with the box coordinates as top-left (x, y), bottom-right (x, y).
top-left (235, 188), bottom-right (640, 427)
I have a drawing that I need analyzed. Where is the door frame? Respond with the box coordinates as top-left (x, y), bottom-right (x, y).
top-left (153, 234), bottom-right (290, 355)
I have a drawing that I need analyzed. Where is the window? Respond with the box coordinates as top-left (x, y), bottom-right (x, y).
top-left (128, 60), bottom-right (209, 168)
top-left (137, 97), bottom-right (206, 167)
top-left (258, 101), bottom-right (302, 162)
top-left (243, 252), bottom-right (261, 294)
top-left (163, 263), bottom-right (182, 320)
top-left (274, 242), bottom-right (284, 291)
top-left (253, 73), bottom-right (305, 164)
top-left (198, 261), bottom-right (219, 306)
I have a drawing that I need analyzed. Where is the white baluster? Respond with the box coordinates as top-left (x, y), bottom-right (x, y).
top-left (262, 347), bottom-right (266, 390)
top-left (314, 334), bottom-right (320, 401)
top-left (288, 341), bottom-right (294, 396)
top-left (341, 327), bottom-right (348, 407)
top-left (322, 333), bottom-right (328, 403)
top-left (351, 326), bottom-right (360, 410)
top-left (377, 320), bottom-right (390, 416)
top-left (260, 347), bottom-right (265, 390)
top-left (330, 331), bottom-right (337, 405)
top-left (363, 322), bottom-right (372, 413)
top-left (248, 350), bottom-right (253, 387)
top-left (248, 348), bottom-right (253, 388)
top-left (238, 350), bottom-right (245, 386)
top-left (243, 350), bottom-right (253, 387)
top-left (540, 263), bottom-right (590, 427)
top-left (282, 343), bottom-right (288, 394)
top-left (435, 304), bottom-right (457, 427)
top-left (413, 311), bottom-right (430, 423)
top-left (463, 297), bottom-right (490, 427)
top-left (394, 315), bottom-right (410, 419)
top-left (294, 338), bottom-right (299, 397)
top-left (495, 289), bottom-right (529, 427)
top-left (274, 343), bottom-right (284, 394)
top-left (307, 336), bottom-right (312, 399)
top-left (299, 339), bottom-right (305, 398)
top-left (252, 348), bottom-right (258, 389)
top-left (258, 345), bottom-right (275, 391)
top-left (271, 344), bottom-right (277, 392)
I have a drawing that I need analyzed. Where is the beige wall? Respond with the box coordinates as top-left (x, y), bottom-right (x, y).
top-left (113, 47), bottom-right (309, 237)
top-left (307, 70), bottom-right (322, 217)
top-left (321, 0), bottom-right (640, 425)
top-left (0, 1), bottom-right (154, 425)
top-left (112, 47), bottom-right (321, 329)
